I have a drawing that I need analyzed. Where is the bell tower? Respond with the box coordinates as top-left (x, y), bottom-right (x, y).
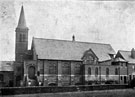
top-left (15, 5), bottom-right (29, 62)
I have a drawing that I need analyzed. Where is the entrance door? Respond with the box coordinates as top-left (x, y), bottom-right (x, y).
top-left (28, 66), bottom-right (35, 79)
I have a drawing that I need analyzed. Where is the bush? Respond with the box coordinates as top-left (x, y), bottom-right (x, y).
top-left (105, 80), bottom-right (114, 84)
top-left (87, 81), bottom-right (93, 85)
top-left (128, 78), bottom-right (135, 88)
top-left (75, 83), bottom-right (83, 85)
top-left (1, 84), bottom-right (128, 95)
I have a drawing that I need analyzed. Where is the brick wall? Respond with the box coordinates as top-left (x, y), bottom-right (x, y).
top-left (85, 65), bottom-right (120, 84)
top-left (24, 59), bottom-right (131, 86)
top-left (0, 71), bottom-right (13, 87)
top-left (36, 60), bottom-right (83, 86)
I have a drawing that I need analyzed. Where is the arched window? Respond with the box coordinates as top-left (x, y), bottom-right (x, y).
top-left (95, 67), bottom-right (98, 77)
top-left (115, 68), bottom-right (119, 75)
top-left (62, 61), bottom-right (70, 75)
top-left (75, 63), bottom-right (81, 75)
top-left (106, 68), bottom-right (109, 77)
top-left (88, 67), bottom-right (91, 75)
top-left (19, 34), bottom-right (26, 42)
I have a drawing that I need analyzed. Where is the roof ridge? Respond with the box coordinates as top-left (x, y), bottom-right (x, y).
top-left (0, 61), bottom-right (14, 62)
top-left (33, 37), bottom-right (111, 46)
top-left (118, 50), bottom-right (131, 52)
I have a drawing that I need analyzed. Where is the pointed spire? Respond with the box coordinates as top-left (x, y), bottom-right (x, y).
top-left (17, 5), bottom-right (27, 29)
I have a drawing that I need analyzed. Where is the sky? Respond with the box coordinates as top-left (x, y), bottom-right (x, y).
top-left (0, 0), bottom-right (135, 61)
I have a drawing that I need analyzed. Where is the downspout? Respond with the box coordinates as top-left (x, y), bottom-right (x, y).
top-left (119, 66), bottom-right (120, 84)
top-left (127, 62), bottom-right (128, 83)
top-left (83, 62), bottom-right (85, 85)
top-left (43, 60), bottom-right (45, 86)
top-left (57, 61), bottom-right (58, 86)
top-left (99, 66), bottom-right (101, 84)
top-left (70, 61), bottom-right (71, 85)
top-left (36, 55), bottom-right (39, 85)
top-left (98, 61), bottom-right (101, 84)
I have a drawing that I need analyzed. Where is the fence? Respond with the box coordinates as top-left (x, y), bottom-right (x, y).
top-left (0, 84), bottom-right (129, 95)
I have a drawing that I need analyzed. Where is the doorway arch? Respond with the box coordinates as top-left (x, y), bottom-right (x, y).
top-left (28, 66), bottom-right (35, 79)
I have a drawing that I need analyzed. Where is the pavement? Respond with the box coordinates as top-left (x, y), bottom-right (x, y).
top-left (2, 89), bottom-right (135, 97)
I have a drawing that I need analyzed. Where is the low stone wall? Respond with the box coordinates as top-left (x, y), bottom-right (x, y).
top-left (0, 84), bottom-right (129, 96)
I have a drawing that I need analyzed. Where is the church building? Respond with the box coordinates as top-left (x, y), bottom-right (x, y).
top-left (14, 5), bottom-right (131, 87)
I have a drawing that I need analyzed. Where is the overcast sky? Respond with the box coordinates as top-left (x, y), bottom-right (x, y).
top-left (0, 0), bottom-right (135, 61)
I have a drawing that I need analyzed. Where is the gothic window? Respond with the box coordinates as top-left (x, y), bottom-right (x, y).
top-left (95, 67), bottom-right (98, 77)
top-left (62, 61), bottom-right (70, 75)
top-left (106, 68), bottom-right (109, 77)
top-left (74, 63), bottom-right (81, 75)
top-left (49, 62), bottom-right (57, 74)
top-left (88, 67), bottom-right (91, 75)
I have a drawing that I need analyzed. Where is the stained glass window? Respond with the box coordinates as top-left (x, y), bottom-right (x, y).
top-left (49, 62), bottom-right (57, 74)
top-left (62, 61), bottom-right (70, 75)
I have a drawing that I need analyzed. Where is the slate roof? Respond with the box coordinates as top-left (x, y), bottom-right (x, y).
top-left (0, 61), bottom-right (14, 71)
top-left (118, 50), bottom-right (135, 64)
top-left (33, 37), bottom-right (115, 62)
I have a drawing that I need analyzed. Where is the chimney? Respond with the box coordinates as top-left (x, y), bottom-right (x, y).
top-left (72, 35), bottom-right (75, 41)
top-left (131, 48), bottom-right (135, 59)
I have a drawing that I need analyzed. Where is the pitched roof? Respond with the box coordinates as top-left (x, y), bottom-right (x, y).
top-left (17, 5), bottom-right (27, 29)
top-left (33, 37), bottom-right (115, 62)
top-left (0, 61), bottom-right (14, 71)
top-left (114, 57), bottom-right (127, 62)
top-left (118, 50), bottom-right (135, 64)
